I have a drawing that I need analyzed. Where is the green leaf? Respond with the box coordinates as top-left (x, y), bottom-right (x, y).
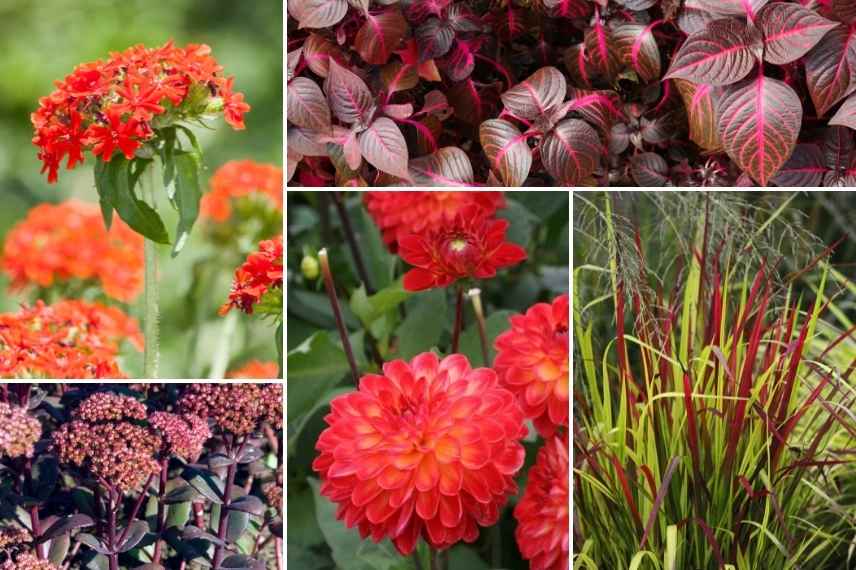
top-left (308, 478), bottom-right (413, 570)
top-left (448, 545), bottom-right (490, 570)
top-left (350, 282), bottom-right (410, 327)
top-left (171, 150), bottom-right (202, 257)
top-left (396, 289), bottom-right (446, 359)
top-left (165, 502), bottom-right (191, 529)
top-left (287, 331), bottom-right (351, 419)
top-left (458, 310), bottom-right (514, 367)
top-left (497, 198), bottom-right (537, 250)
top-left (109, 157), bottom-right (170, 244)
top-left (93, 159), bottom-right (114, 230)
top-left (182, 467), bottom-right (224, 505)
top-left (225, 510), bottom-right (249, 543)
top-left (160, 127), bottom-right (177, 198)
top-left (356, 202), bottom-right (396, 290)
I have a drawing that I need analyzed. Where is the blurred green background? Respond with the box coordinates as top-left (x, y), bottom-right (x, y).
top-left (0, 0), bottom-right (283, 377)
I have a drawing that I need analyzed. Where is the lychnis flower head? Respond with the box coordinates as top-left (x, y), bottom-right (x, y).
top-left (313, 352), bottom-right (527, 555)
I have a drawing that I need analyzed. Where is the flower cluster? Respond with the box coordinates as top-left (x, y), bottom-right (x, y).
top-left (514, 434), bottom-right (569, 570)
top-left (0, 300), bottom-right (142, 379)
top-left (0, 526), bottom-right (31, 550)
top-left (495, 294), bottom-right (569, 437)
top-left (0, 403), bottom-right (41, 459)
top-left (399, 205), bottom-right (527, 292)
top-left (201, 160), bottom-right (283, 222)
top-left (179, 383), bottom-right (280, 436)
top-left (364, 192), bottom-right (505, 252)
top-left (1, 200), bottom-right (143, 302)
top-left (72, 392), bottom-right (147, 423)
top-left (219, 235), bottom-right (283, 315)
top-left (0, 552), bottom-right (58, 570)
top-left (313, 353), bottom-right (527, 555)
top-left (149, 411), bottom-right (211, 461)
top-left (227, 360), bottom-right (279, 379)
top-left (32, 41), bottom-right (250, 183)
top-left (265, 467), bottom-right (283, 516)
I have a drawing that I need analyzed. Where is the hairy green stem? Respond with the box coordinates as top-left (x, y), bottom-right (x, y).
top-left (142, 164), bottom-right (160, 378)
top-left (209, 310), bottom-right (239, 378)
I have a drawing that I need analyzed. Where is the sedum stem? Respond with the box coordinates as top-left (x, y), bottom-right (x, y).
top-left (142, 163), bottom-right (160, 378)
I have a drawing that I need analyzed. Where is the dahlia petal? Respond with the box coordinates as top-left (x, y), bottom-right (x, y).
top-left (378, 465), bottom-right (411, 490)
top-left (494, 443), bottom-right (526, 475)
top-left (439, 353), bottom-right (471, 381)
top-left (525, 380), bottom-right (550, 407)
top-left (415, 452), bottom-right (440, 492)
top-left (449, 396), bottom-right (480, 420)
top-left (462, 470), bottom-right (491, 503)
top-left (352, 478), bottom-right (383, 507)
top-left (425, 513), bottom-right (448, 546)
top-left (398, 235), bottom-right (432, 265)
top-left (547, 393), bottom-right (568, 427)
top-left (460, 441), bottom-right (490, 469)
top-left (391, 496), bottom-right (416, 536)
top-left (448, 423), bottom-right (480, 444)
top-left (463, 518), bottom-right (479, 542)
top-left (438, 462), bottom-right (463, 495)
top-left (416, 489), bottom-right (440, 520)
top-left (479, 418), bottom-right (505, 443)
top-left (365, 491), bottom-right (396, 524)
top-left (434, 436), bottom-right (460, 464)
top-left (438, 493), bottom-right (463, 527)
top-left (356, 433), bottom-right (383, 450)
top-left (403, 268), bottom-right (436, 291)
top-left (393, 518), bottom-right (420, 556)
top-left (393, 451), bottom-right (422, 470)
top-left (411, 351), bottom-right (440, 379)
top-left (327, 460), bottom-right (357, 478)
top-left (355, 454), bottom-right (387, 479)
top-left (382, 359), bottom-right (415, 388)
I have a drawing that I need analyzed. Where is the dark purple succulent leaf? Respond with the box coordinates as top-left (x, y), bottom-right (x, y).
top-left (117, 520), bottom-right (149, 553)
top-left (630, 152), bottom-right (670, 186)
top-left (40, 514), bottom-right (95, 542)
top-left (665, 19), bottom-right (763, 86)
top-left (771, 143), bottom-right (827, 186)
top-left (757, 3), bottom-right (839, 65)
top-left (715, 71), bottom-right (802, 185)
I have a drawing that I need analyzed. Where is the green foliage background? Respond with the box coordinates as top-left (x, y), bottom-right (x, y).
top-left (286, 191), bottom-right (569, 570)
top-left (0, 0), bottom-right (282, 377)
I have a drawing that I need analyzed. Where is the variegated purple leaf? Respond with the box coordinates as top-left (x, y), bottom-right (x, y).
top-left (832, 0), bottom-right (856, 24)
top-left (679, 0), bottom-right (718, 35)
top-left (771, 143), bottom-right (826, 186)
top-left (716, 72), bottom-right (802, 186)
top-left (584, 21), bottom-right (621, 80)
top-left (664, 19), bottom-right (763, 86)
top-left (408, 147), bottom-right (475, 186)
top-left (288, 0), bottom-right (349, 29)
top-left (359, 117), bottom-right (410, 180)
top-left (500, 67), bottom-right (567, 121)
top-left (355, 8), bottom-right (409, 65)
top-left (287, 48), bottom-right (302, 81)
top-left (416, 18), bottom-right (455, 61)
top-left (692, 0), bottom-right (771, 19)
top-left (566, 88), bottom-right (624, 135)
top-left (805, 26), bottom-right (856, 117)
top-left (479, 118), bottom-right (532, 186)
top-left (613, 23), bottom-right (661, 82)
top-left (757, 3), bottom-right (839, 65)
top-left (630, 152), bottom-right (670, 186)
top-left (325, 60), bottom-right (375, 126)
top-left (540, 119), bottom-right (601, 186)
top-left (288, 125), bottom-right (329, 157)
top-left (829, 93), bottom-right (856, 129)
top-left (303, 33), bottom-right (344, 79)
top-left (673, 79), bottom-right (722, 151)
top-left (287, 77), bottom-right (331, 131)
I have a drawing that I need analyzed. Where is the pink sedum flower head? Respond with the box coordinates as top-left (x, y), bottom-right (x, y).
top-left (312, 352), bottom-right (527, 556)
top-left (72, 392), bottom-right (147, 423)
top-left (495, 294), bottom-right (569, 437)
top-left (179, 383), bottom-right (280, 436)
top-left (149, 411), bottom-right (212, 461)
top-left (0, 552), bottom-right (58, 570)
top-left (0, 402), bottom-right (41, 459)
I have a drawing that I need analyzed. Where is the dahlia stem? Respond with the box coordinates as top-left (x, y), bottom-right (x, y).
top-left (152, 458), bottom-right (169, 564)
top-left (142, 163), bottom-right (160, 379)
top-left (333, 191), bottom-right (374, 294)
top-left (319, 248), bottom-right (360, 385)
top-left (451, 285), bottom-right (464, 354)
top-left (209, 310), bottom-right (239, 379)
top-left (468, 288), bottom-right (490, 366)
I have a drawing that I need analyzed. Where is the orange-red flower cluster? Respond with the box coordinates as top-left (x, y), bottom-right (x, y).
top-left (0, 300), bottom-right (142, 379)
top-left (364, 192), bottom-right (505, 252)
top-left (495, 294), bottom-right (569, 437)
top-left (399, 205), bottom-right (527, 292)
top-left (2, 200), bottom-right (144, 302)
top-left (32, 41), bottom-right (250, 183)
top-left (220, 235), bottom-right (283, 315)
top-left (313, 353), bottom-right (527, 555)
top-left (201, 160), bottom-right (283, 222)
top-left (514, 434), bottom-right (569, 570)
top-left (227, 359), bottom-right (279, 379)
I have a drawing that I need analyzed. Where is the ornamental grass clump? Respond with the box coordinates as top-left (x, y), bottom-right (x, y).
top-left (573, 193), bottom-right (856, 569)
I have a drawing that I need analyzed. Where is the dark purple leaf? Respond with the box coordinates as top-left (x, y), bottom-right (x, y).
top-left (805, 26), bottom-right (856, 117)
top-left (613, 23), bottom-right (661, 82)
top-left (359, 117), bottom-right (410, 179)
top-left (441, 39), bottom-right (481, 82)
top-left (479, 118), bottom-right (532, 186)
top-left (771, 143), bottom-right (826, 186)
top-left (716, 72), bottom-right (802, 185)
top-left (287, 77), bottom-right (331, 131)
top-left (673, 79), bottom-right (722, 151)
top-left (563, 44), bottom-right (593, 87)
top-left (679, 0), bottom-right (718, 35)
top-left (355, 8), bottom-right (408, 65)
top-left (609, 123), bottom-right (631, 154)
top-left (829, 93), bottom-right (856, 129)
top-left (584, 21), bottom-right (621, 81)
top-left (288, 0), bottom-right (348, 29)
top-left (566, 88), bottom-right (624, 135)
top-left (383, 103), bottom-right (414, 119)
top-left (408, 147), bottom-right (475, 186)
top-left (448, 79), bottom-right (485, 126)
top-left (832, 0), bottom-right (856, 24)
top-left (757, 3), bottom-right (839, 65)
top-left (823, 125), bottom-right (854, 175)
top-left (630, 152), bottom-right (670, 186)
top-left (540, 118), bottom-right (601, 185)
top-left (500, 66), bottom-right (567, 121)
top-left (664, 19), bottom-right (762, 86)
top-left (40, 514), bottom-right (95, 542)
top-left (416, 18), bottom-right (455, 61)
top-left (447, 4), bottom-right (482, 32)
top-left (542, 0), bottom-right (592, 19)
top-left (693, 0), bottom-right (771, 19)
top-left (303, 33), bottom-right (344, 78)
top-left (641, 115), bottom-right (671, 144)
top-left (325, 60), bottom-right (375, 126)
top-left (117, 520), bottom-right (148, 553)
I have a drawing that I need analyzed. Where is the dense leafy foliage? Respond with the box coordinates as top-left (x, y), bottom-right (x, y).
top-left (287, 0), bottom-right (856, 186)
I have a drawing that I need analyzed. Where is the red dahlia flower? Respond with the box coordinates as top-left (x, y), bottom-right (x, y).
top-left (220, 235), bottom-right (283, 315)
top-left (201, 160), bottom-right (284, 222)
top-left (364, 191), bottom-right (505, 252)
top-left (495, 294), bottom-right (569, 437)
top-left (32, 41), bottom-right (249, 183)
top-left (399, 206), bottom-right (526, 292)
top-left (1, 200), bottom-right (144, 302)
top-left (514, 434), bottom-right (569, 570)
top-left (312, 352), bottom-right (527, 555)
top-left (0, 299), bottom-right (142, 379)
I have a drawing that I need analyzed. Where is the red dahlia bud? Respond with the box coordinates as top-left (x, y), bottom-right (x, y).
top-left (0, 402), bottom-right (41, 459)
top-left (312, 352), bottom-right (527, 555)
top-left (495, 294), bottom-right (569, 437)
top-left (514, 434), bottom-right (569, 570)
top-left (149, 411), bottom-right (212, 461)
